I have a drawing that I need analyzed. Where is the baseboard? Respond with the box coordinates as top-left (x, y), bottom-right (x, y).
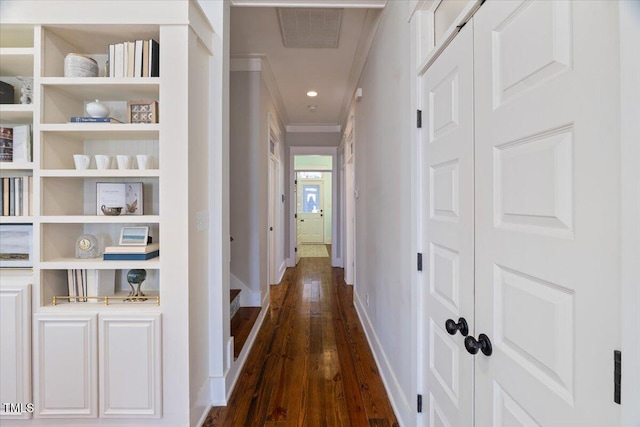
top-left (286, 257), bottom-right (296, 268)
top-left (277, 260), bottom-right (287, 284)
top-left (332, 256), bottom-right (342, 268)
top-left (192, 378), bottom-right (213, 426)
top-left (224, 296), bottom-right (270, 402)
top-left (353, 291), bottom-right (412, 427)
top-left (230, 273), bottom-right (262, 307)
top-left (210, 376), bottom-right (227, 406)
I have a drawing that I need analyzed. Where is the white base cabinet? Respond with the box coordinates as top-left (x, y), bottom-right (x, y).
top-left (34, 313), bottom-right (161, 419)
top-left (99, 314), bottom-right (162, 418)
top-left (0, 283), bottom-right (31, 420)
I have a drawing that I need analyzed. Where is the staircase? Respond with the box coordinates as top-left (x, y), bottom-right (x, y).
top-left (230, 289), bottom-right (241, 320)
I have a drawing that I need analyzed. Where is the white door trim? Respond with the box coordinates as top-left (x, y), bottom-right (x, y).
top-left (620, 2), bottom-right (640, 423)
top-left (288, 146), bottom-right (339, 267)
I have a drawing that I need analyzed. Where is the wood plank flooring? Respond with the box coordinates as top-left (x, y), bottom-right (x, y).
top-left (203, 257), bottom-right (398, 426)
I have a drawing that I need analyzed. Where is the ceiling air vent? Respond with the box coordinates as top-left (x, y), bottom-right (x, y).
top-left (278, 8), bottom-right (342, 48)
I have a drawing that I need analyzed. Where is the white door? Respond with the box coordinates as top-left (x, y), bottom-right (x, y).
top-left (297, 178), bottom-right (324, 243)
top-left (268, 156), bottom-right (277, 284)
top-left (473, 1), bottom-right (620, 425)
top-left (420, 20), bottom-right (475, 426)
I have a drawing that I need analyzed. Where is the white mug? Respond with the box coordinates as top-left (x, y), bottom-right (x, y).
top-left (136, 154), bottom-right (153, 170)
top-left (73, 154), bottom-right (90, 170)
top-left (95, 155), bottom-right (111, 170)
top-left (116, 155), bottom-right (132, 170)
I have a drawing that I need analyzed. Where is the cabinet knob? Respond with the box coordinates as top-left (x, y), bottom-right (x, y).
top-left (464, 333), bottom-right (493, 356)
top-left (445, 317), bottom-right (469, 336)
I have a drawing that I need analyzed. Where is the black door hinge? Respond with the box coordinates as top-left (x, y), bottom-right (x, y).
top-left (295, 213), bottom-right (297, 219)
top-left (294, 247), bottom-right (297, 252)
top-left (614, 350), bottom-right (621, 404)
top-left (294, 179), bottom-right (297, 185)
top-left (417, 394), bottom-right (423, 413)
top-left (417, 110), bottom-right (422, 128)
top-left (417, 253), bottom-right (423, 271)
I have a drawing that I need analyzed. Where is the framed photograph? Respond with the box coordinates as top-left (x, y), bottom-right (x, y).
top-left (127, 100), bottom-right (158, 124)
top-left (97, 182), bottom-right (143, 216)
top-left (0, 224), bottom-right (33, 267)
top-left (119, 226), bottom-right (149, 246)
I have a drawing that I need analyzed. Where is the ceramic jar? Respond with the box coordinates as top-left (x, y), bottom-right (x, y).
top-left (85, 99), bottom-right (110, 118)
top-left (64, 53), bottom-right (98, 77)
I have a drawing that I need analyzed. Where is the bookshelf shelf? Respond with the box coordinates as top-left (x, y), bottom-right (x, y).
top-left (41, 78), bottom-right (160, 101)
top-left (39, 257), bottom-right (160, 270)
top-left (0, 216), bottom-right (33, 224)
top-left (0, 104), bottom-right (34, 124)
top-left (40, 169), bottom-right (159, 178)
top-left (0, 161), bottom-right (34, 171)
top-left (0, 47), bottom-right (34, 76)
top-left (40, 215), bottom-right (160, 224)
top-left (41, 123), bottom-right (159, 139)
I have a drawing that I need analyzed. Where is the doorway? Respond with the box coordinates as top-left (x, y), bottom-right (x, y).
top-left (288, 148), bottom-right (339, 266)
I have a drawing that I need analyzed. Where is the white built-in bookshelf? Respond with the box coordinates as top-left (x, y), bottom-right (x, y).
top-left (0, 2), bottom-right (214, 423)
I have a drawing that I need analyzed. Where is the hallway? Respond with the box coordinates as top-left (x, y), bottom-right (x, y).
top-left (204, 258), bottom-right (398, 426)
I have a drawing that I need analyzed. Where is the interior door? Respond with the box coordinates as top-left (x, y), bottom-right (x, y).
top-left (268, 156), bottom-right (277, 284)
top-left (420, 21), bottom-right (474, 426)
top-left (297, 178), bottom-right (324, 243)
top-left (473, 1), bottom-right (620, 425)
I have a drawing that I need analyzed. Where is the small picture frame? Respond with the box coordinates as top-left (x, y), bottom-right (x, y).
top-left (127, 100), bottom-right (158, 124)
top-left (0, 224), bottom-right (33, 267)
top-left (119, 226), bottom-right (149, 246)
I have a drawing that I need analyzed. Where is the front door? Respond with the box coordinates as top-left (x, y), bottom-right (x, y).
top-left (420, 20), bottom-right (475, 426)
top-left (473, 1), bottom-right (620, 425)
top-left (297, 178), bottom-right (324, 244)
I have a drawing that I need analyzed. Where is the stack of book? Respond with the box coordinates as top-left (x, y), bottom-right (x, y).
top-left (108, 39), bottom-right (159, 78)
top-left (103, 243), bottom-right (159, 260)
top-left (0, 125), bottom-right (32, 162)
top-left (67, 269), bottom-right (116, 303)
top-left (1, 176), bottom-right (33, 216)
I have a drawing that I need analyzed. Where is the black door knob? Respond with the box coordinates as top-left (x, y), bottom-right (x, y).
top-left (445, 317), bottom-right (468, 336)
top-left (464, 333), bottom-right (492, 356)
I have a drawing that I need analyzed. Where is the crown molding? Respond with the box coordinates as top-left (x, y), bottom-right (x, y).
top-left (231, 0), bottom-right (386, 8)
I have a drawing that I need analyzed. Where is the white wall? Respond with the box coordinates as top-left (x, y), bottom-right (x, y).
top-left (230, 69), bottom-right (283, 300)
top-left (346, 1), bottom-right (414, 424)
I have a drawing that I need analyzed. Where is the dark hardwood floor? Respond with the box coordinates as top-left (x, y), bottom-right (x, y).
top-left (203, 257), bottom-right (399, 426)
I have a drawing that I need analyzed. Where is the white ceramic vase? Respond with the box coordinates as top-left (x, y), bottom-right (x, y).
top-left (64, 53), bottom-right (98, 77)
top-left (86, 99), bottom-right (110, 118)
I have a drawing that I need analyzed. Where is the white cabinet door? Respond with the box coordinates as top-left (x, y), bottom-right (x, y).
top-left (34, 314), bottom-right (98, 418)
top-left (0, 284), bottom-right (31, 420)
top-left (420, 20), bottom-right (475, 427)
top-left (99, 314), bottom-right (162, 418)
top-left (473, 1), bottom-right (621, 425)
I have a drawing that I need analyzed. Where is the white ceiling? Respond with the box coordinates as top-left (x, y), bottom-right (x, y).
top-left (230, 5), bottom-right (382, 129)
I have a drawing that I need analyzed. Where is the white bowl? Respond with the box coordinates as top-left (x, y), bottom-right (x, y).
top-left (64, 53), bottom-right (98, 77)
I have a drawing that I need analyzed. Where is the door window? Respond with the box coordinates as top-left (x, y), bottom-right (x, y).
top-left (302, 185), bottom-right (321, 213)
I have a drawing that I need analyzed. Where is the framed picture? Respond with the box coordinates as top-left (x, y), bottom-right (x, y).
top-left (127, 100), bottom-right (158, 124)
top-left (0, 224), bottom-right (33, 267)
top-left (97, 182), bottom-right (143, 215)
top-left (119, 226), bottom-right (149, 246)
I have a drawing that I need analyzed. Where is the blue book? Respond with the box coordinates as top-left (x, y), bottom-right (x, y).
top-left (70, 117), bottom-right (122, 123)
top-left (103, 250), bottom-right (159, 261)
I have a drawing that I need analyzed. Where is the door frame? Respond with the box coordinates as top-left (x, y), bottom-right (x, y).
top-left (288, 146), bottom-right (339, 267)
top-left (267, 113), bottom-right (284, 285)
top-left (620, 2), bottom-right (640, 422)
top-left (342, 115), bottom-right (356, 284)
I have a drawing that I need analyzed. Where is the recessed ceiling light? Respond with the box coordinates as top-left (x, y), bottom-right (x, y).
top-left (307, 91), bottom-right (318, 97)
